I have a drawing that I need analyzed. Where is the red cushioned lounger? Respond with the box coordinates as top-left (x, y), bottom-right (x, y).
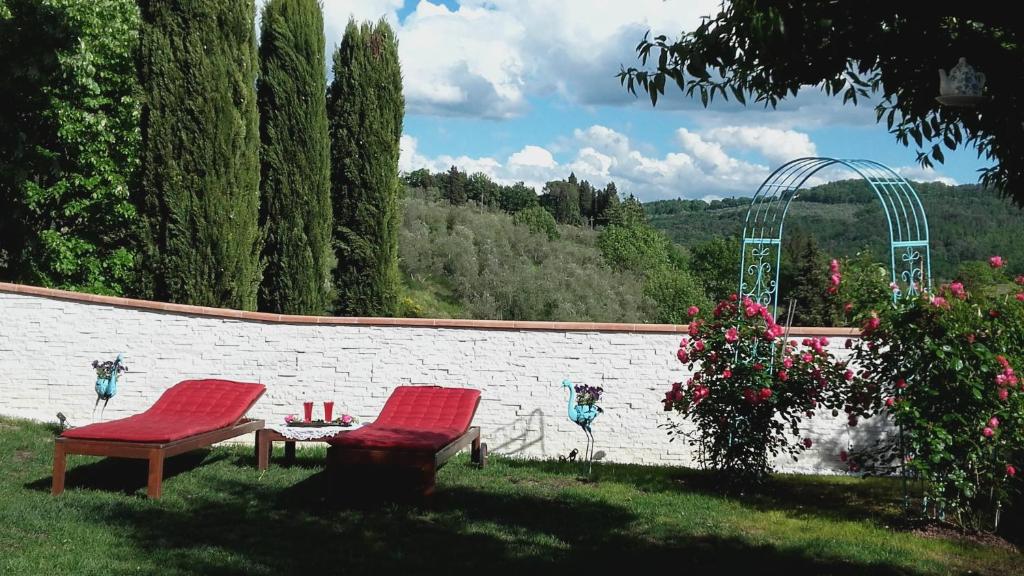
top-left (53, 379), bottom-right (265, 499)
top-left (326, 386), bottom-right (486, 495)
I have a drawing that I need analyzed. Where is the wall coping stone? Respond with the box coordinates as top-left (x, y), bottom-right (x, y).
top-left (0, 282), bottom-right (858, 336)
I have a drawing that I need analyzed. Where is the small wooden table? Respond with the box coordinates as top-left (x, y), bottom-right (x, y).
top-left (256, 424), bottom-right (362, 470)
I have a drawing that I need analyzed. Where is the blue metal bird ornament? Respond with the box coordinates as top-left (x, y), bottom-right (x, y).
top-left (562, 378), bottom-right (603, 477)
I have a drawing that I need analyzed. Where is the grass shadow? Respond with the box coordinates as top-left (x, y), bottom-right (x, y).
top-left (500, 457), bottom-right (907, 525)
top-left (76, 473), bottom-right (932, 576)
top-left (25, 450), bottom-right (220, 496)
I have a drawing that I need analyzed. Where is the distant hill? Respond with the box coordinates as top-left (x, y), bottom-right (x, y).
top-left (646, 180), bottom-right (1024, 280)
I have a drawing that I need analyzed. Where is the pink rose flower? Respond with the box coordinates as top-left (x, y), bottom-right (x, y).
top-left (990, 255), bottom-right (1004, 268)
top-left (284, 414), bottom-right (297, 424)
top-left (843, 370), bottom-right (854, 381)
top-left (1016, 293), bottom-right (1024, 302)
top-left (745, 305), bottom-right (758, 318)
top-left (687, 305), bottom-right (700, 317)
top-left (758, 387), bottom-right (773, 401)
top-left (694, 340), bottom-right (705, 351)
top-left (989, 309), bottom-right (1001, 319)
top-left (1016, 274), bottom-right (1024, 286)
top-left (679, 337), bottom-right (689, 348)
top-left (801, 353), bottom-right (813, 363)
top-left (988, 416), bottom-right (1000, 429)
top-left (676, 348), bottom-right (689, 363)
top-left (722, 368), bottom-right (732, 379)
top-left (830, 259), bottom-right (840, 274)
top-left (930, 295), bottom-right (948, 309)
top-left (949, 281), bottom-right (966, 299)
top-left (843, 302), bottom-right (853, 314)
top-left (885, 397), bottom-right (895, 408)
top-left (753, 362), bottom-right (764, 371)
top-left (725, 327), bottom-right (739, 343)
top-left (743, 388), bottom-right (757, 405)
top-left (896, 378), bottom-right (907, 389)
top-left (340, 414), bottom-right (354, 425)
top-left (778, 370), bottom-right (789, 382)
top-left (783, 357), bottom-right (793, 369)
top-left (1008, 465), bottom-right (1017, 477)
top-left (982, 427), bottom-right (994, 438)
top-left (999, 388), bottom-right (1009, 401)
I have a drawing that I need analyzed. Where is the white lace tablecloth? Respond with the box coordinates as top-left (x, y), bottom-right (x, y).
top-left (267, 423), bottom-right (363, 441)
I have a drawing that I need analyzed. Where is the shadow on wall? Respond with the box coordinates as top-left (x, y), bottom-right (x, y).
top-left (489, 408), bottom-right (545, 457)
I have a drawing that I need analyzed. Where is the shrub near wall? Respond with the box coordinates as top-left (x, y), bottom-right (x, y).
top-left (844, 259), bottom-right (1024, 532)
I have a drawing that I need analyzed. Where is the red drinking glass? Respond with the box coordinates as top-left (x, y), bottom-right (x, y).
top-left (303, 401), bottom-right (314, 422)
top-left (323, 401), bottom-right (334, 422)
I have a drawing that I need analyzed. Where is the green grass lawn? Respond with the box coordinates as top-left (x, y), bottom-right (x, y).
top-left (0, 417), bottom-right (1018, 575)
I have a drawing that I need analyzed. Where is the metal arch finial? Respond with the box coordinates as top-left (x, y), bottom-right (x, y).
top-left (738, 157), bottom-right (932, 326)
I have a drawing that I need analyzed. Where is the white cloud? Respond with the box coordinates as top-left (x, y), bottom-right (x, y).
top-left (508, 145), bottom-right (556, 168)
top-left (702, 126), bottom-right (818, 164)
top-left (309, 0), bottom-right (719, 118)
top-left (400, 124), bottom-right (958, 201)
top-left (895, 165), bottom-right (958, 186)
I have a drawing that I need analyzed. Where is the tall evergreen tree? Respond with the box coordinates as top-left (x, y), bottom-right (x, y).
top-left (257, 0), bottom-right (332, 314)
top-left (442, 165), bottom-right (468, 205)
top-left (780, 227), bottom-right (829, 325)
top-left (594, 182), bottom-right (620, 227)
top-left (136, 0), bottom-right (262, 309)
top-left (328, 19), bottom-right (403, 316)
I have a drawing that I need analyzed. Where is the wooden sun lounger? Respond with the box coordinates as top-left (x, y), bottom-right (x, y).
top-left (326, 386), bottom-right (486, 496)
top-left (52, 379), bottom-right (265, 499)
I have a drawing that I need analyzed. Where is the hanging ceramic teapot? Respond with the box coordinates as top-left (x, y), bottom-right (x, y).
top-left (939, 57), bottom-right (986, 97)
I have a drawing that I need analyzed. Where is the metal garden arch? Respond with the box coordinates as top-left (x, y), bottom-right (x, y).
top-left (739, 157), bottom-right (932, 317)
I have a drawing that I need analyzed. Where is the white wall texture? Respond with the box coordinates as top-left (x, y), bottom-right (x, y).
top-left (0, 289), bottom-right (884, 474)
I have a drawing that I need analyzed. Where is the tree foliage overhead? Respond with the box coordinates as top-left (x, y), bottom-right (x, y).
top-left (257, 0), bottom-right (332, 314)
top-left (136, 0), bottom-right (262, 309)
top-left (619, 2), bottom-right (1024, 205)
top-left (328, 19), bottom-right (404, 317)
top-left (0, 0), bottom-right (140, 294)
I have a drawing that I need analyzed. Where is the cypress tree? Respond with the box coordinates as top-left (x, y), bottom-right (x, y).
top-left (328, 19), bottom-right (403, 316)
top-left (257, 0), bottom-right (332, 314)
top-left (136, 0), bottom-right (262, 309)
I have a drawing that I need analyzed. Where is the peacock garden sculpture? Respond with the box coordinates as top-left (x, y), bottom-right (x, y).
top-left (562, 379), bottom-right (604, 477)
top-left (92, 354), bottom-right (127, 418)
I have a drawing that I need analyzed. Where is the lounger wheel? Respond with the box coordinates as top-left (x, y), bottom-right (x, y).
top-left (476, 442), bottom-right (487, 468)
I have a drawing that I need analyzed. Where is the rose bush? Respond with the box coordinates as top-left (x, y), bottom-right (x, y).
top-left (841, 258), bottom-right (1024, 531)
top-left (662, 295), bottom-right (852, 481)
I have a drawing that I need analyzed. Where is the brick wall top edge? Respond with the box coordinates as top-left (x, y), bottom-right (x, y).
top-left (0, 281), bottom-right (860, 336)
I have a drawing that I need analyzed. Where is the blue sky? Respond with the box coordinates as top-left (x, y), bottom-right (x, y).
top-left (307, 0), bottom-right (988, 201)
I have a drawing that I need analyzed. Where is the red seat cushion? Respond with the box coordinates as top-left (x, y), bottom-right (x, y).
top-left (61, 379), bottom-right (265, 443)
top-left (329, 386), bottom-right (480, 451)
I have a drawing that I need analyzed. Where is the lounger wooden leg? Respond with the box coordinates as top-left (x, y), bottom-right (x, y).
top-left (420, 463), bottom-right (437, 496)
top-left (256, 429), bottom-right (270, 471)
top-left (52, 443), bottom-right (67, 496)
top-left (284, 440), bottom-right (296, 464)
top-left (471, 430), bottom-right (482, 464)
top-left (147, 450), bottom-right (165, 499)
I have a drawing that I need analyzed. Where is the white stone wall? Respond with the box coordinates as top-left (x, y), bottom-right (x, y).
top-left (0, 290), bottom-right (878, 474)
